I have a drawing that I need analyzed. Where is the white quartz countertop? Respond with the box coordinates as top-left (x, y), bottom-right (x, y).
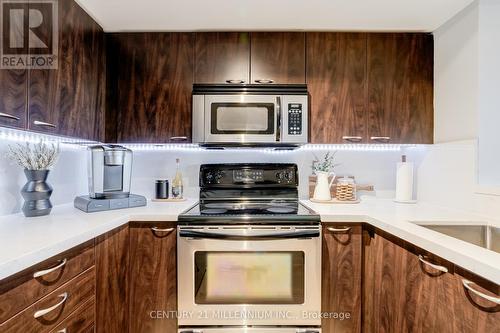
top-left (0, 199), bottom-right (197, 280)
top-left (301, 197), bottom-right (500, 284)
top-left (1, 196), bottom-right (499, 285)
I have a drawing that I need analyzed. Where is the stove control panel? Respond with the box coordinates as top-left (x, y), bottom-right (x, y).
top-left (200, 164), bottom-right (298, 187)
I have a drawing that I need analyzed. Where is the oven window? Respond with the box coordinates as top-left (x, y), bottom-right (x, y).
top-left (194, 251), bottom-right (304, 304)
top-left (211, 103), bottom-right (274, 134)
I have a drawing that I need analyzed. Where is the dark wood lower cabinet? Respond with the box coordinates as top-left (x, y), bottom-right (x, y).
top-left (95, 225), bottom-right (130, 333)
top-left (363, 227), bottom-right (499, 333)
top-left (129, 222), bottom-right (177, 333)
top-left (322, 224), bottom-right (362, 333)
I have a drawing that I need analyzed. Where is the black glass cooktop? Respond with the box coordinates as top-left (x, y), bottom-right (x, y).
top-left (178, 201), bottom-right (320, 224)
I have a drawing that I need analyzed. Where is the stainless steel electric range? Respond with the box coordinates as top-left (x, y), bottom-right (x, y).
top-left (177, 164), bottom-right (321, 333)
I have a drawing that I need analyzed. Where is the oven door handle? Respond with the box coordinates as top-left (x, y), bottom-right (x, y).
top-left (179, 229), bottom-right (320, 240)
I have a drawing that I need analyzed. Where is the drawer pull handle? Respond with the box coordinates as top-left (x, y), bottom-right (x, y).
top-left (57, 329), bottom-right (67, 333)
top-left (33, 120), bottom-right (57, 128)
top-left (342, 136), bottom-right (363, 142)
top-left (151, 227), bottom-right (175, 234)
top-left (225, 79), bottom-right (245, 84)
top-left (462, 279), bottom-right (500, 305)
top-left (370, 136), bottom-right (391, 142)
top-left (33, 258), bottom-right (67, 278)
top-left (0, 112), bottom-right (20, 121)
top-left (255, 79), bottom-right (274, 84)
top-left (170, 136), bottom-right (188, 141)
top-left (327, 226), bottom-right (351, 233)
top-left (33, 292), bottom-right (68, 318)
top-left (418, 255), bottom-right (448, 273)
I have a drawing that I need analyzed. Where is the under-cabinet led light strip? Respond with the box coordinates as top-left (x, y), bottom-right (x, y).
top-left (0, 128), bottom-right (427, 152)
top-left (0, 128), bottom-right (98, 149)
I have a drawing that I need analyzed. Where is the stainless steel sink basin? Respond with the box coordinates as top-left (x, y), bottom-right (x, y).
top-left (415, 224), bottom-right (500, 254)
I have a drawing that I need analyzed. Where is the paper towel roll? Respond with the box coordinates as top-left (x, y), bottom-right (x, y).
top-left (395, 162), bottom-right (414, 202)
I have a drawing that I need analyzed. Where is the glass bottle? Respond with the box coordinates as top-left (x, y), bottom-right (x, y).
top-left (172, 158), bottom-right (184, 199)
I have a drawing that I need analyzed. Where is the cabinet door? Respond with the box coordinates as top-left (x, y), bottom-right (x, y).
top-left (107, 33), bottom-right (194, 143)
top-left (95, 225), bottom-right (129, 333)
top-left (195, 32), bottom-right (250, 84)
top-left (129, 222), bottom-right (177, 333)
top-left (250, 32), bottom-right (305, 84)
top-left (322, 225), bottom-right (362, 333)
top-left (451, 268), bottom-right (500, 332)
top-left (28, 0), bottom-right (105, 140)
top-left (0, 69), bottom-right (27, 129)
top-left (367, 33), bottom-right (433, 144)
top-left (307, 33), bottom-right (367, 144)
top-left (363, 228), bottom-right (455, 333)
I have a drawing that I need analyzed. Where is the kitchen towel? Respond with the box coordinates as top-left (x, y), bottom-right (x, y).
top-left (395, 159), bottom-right (414, 202)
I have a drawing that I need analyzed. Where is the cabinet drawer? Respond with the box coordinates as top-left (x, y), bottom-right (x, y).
top-left (49, 297), bottom-right (95, 333)
top-left (0, 266), bottom-right (95, 333)
top-left (0, 240), bottom-right (94, 323)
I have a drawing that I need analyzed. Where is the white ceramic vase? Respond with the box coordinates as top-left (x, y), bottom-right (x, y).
top-left (313, 171), bottom-right (336, 201)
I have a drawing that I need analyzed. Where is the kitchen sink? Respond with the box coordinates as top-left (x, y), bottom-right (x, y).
top-left (414, 223), bottom-right (500, 254)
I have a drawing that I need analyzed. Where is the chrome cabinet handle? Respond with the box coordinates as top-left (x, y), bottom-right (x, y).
top-left (57, 329), bottom-right (67, 333)
top-left (225, 79), bottom-right (245, 84)
top-left (151, 227), bottom-right (175, 234)
top-left (170, 136), bottom-right (188, 141)
top-left (327, 226), bottom-right (351, 233)
top-left (418, 255), bottom-right (448, 273)
top-left (33, 120), bottom-right (57, 128)
top-left (370, 136), bottom-right (390, 142)
top-left (33, 259), bottom-right (67, 278)
top-left (255, 79), bottom-right (274, 84)
top-left (342, 136), bottom-right (363, 142)
top-left (0, 112), bottom-right (20, 121)
top-left (462, 279), bottom-right (500, 305)
top-left (33, 292), bottom-right (68, 318)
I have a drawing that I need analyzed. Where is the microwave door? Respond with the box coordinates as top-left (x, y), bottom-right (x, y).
top-left (204, 95), bottom-right (278, 143)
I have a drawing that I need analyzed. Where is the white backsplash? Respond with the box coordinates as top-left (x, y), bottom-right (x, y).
top-left (0, 140), bottom-right (422, 216)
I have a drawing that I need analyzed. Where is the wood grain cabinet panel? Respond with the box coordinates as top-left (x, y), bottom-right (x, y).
top-left (195, 32), bottom-right (250, 84)
top-left (307, 33), bottom-right (367, 144)
top-left (106, 33), bottom-right (194, 143)
top-left (28, 0), bottom-right (105, 140)
top-left (95, 225), bottom-right (129, 333)
top-left (129, 222), bottom-right (177, 333)
top-left (322, 225), bottom-right (362, 333)
top-left (367, 33), bottom-right (434, 144)
top-left (0, 69), bottom-right (27, 129)
top-left (250, 32), bottom-right (305, 84)
top-left (0, 240), bottom-right (94, 324)
top-left (0, 267), bottom-right (95, 333)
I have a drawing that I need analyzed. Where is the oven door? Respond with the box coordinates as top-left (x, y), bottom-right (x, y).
top-left (177, 225), bottom-right (321, 327)
top-left (204, 95), bottom-right (279, 143)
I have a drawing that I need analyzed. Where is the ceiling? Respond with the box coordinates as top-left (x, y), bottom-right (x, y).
top-left (76, 0), bottom-right (475, 32)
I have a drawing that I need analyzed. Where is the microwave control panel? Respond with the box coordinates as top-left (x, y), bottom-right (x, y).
top-left (287, 103), bottom-right (303, 135)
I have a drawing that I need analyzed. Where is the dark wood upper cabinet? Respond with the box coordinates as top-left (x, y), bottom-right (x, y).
top-left (28, 0), bottom-right (105, 140)
top-left (0, 69), bottom-right (27, 129)
top-left (307, 33), bottom-right (367, 144)
top-left (250, 32), bottom-right (306, 84)
top-left (322, 225), bottom-right (362, 333)
top-left (129, 222), bottom-right (177, 333)
top-left (195, 32), bottom-right (250, 84)
top-left (106, 33), bottom-right (194, 143)
top-left (367, 33), bottom-right (434, 144)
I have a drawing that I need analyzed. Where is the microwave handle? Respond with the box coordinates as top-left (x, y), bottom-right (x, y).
top-left (276, 96), bottom-right (282, 142)
top-left (179, 229), bottom-right (320, 240)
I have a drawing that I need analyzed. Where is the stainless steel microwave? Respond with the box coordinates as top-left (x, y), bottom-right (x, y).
top-left (192, 84), bottom-right (308, 146)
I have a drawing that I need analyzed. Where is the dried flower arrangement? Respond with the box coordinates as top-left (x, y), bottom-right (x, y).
top-left (311, 151), bottom-right (340, 174)
top-left (7, 141), bottom-right (60, 170)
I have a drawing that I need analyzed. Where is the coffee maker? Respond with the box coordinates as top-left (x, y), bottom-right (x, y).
top-left (74, 145), bottom-right (146, 212)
